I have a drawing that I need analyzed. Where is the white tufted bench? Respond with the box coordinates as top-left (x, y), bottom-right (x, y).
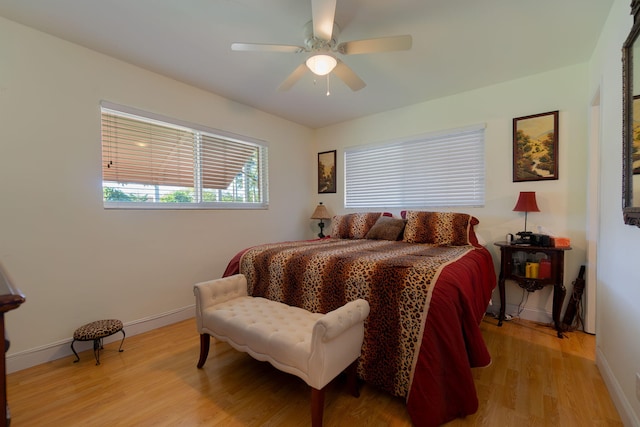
top-left (193, 274), bottom-right (370, 427)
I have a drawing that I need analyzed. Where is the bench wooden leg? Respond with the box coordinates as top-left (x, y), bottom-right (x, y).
top-left (197, 334), bottom-right (210, 368)
top-left (346, 360), bottom-right (360, 398)
top-left (310, 387), bottom-right (325, 427)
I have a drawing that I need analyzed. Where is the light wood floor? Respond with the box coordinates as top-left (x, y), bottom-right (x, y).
top-left (6, 316), bottom-right (622, 426)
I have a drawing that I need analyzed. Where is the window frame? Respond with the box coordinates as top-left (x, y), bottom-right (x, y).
top-left (344, 124), bottom-right (486, 209)
top-left (100, 101), bottom-right (269, 210)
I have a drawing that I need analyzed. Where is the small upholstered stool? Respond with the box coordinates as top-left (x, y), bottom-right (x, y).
top-left (71, 319), bottom-right (125, 365)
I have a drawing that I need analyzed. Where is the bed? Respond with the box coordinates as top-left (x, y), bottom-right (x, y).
top-left (222, 211), bottom-right (496, 427)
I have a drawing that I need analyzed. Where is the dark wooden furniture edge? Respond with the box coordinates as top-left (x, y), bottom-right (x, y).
top-left (494, 242), bottom-right (571, 338)
top-left (0, 265), bottom-right (26, 427)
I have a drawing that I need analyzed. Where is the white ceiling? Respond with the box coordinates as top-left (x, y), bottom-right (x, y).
top-left (0, 0), bottom-right (613, 128)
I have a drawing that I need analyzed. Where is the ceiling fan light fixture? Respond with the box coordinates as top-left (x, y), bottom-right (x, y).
top-left (306, 54), bottom-right (337, 76)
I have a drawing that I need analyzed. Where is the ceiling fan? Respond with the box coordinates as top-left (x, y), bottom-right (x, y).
top-left (231, 0), bottom-right (412, 92)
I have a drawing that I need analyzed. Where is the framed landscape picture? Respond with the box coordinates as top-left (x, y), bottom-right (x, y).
top-left (513, 110), bottom-right (559, 182)
top-left (318, 150), bottom-right (336, 193)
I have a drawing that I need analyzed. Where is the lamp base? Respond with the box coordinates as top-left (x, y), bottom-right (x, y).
top-left (318, 221), bottom-right (325, 238)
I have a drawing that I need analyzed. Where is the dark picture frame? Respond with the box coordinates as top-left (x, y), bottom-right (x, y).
top-left (513, 110), bottom-right (559, 182)
top-left (318, 150), bottom-right (336, 193)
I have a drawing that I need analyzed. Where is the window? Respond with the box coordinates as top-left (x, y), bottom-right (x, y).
top-left (100, 102), bottom-right (268, 209)
top-left (345, 124), bottom-right (485, 209)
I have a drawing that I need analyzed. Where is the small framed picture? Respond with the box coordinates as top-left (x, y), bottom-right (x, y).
top-left (318, 150), bottom-right (336, 193)
top-left (513, 110), bottom-right (559, 182)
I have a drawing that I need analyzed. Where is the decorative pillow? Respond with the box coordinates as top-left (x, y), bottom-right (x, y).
top-left (330, 212), bottom-right (382, 239)
top-left (403, 211), bottom-right (474, 246)
top-left (468, 216), bottom-right (480, 246)
top-left (365, 216), bottom-right (406, 241)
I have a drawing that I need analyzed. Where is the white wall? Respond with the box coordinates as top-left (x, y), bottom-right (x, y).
top-left (0, 17), bottom-right (314, 369)
top-left (589, 0), bottom-right (640, 425)
top-left (315, 64), bottom-right (589, 324)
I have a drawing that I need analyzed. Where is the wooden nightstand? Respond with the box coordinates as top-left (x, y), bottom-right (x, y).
top-left (494, 242), bottom-right (572, 338)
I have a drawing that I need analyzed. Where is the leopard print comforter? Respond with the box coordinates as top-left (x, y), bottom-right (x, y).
top-left (239, 238), bottom-right (474, 398)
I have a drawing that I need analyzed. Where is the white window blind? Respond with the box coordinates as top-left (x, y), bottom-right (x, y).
top-left (345, 125), bottom-right (485, 209)
top-left (101, 102), bottom-right (268, 209)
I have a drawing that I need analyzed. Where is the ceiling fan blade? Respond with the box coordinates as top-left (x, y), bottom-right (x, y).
top-left (312, 0), bottom-right (337, 40)
top-left (337, 35), bottom-right (412, 55)
top-left (278, 63), bottom-right (309, 91)
top-left (231, 43), bottom-right (305, 53)
top-left (332, 60), bottom-right (366, 91)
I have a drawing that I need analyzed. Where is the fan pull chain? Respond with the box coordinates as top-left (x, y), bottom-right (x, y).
top-left (326, 74), bottom-right (331, 96)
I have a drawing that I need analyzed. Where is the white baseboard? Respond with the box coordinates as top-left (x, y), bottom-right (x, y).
top-left (487, 303), bottom-right (553, 324)
top-left (596, 346), bottom-right (640, 427)
top-left (6, 304), bottom-right (195, 374)
top-left (507, 304), bottom-right (553, 323)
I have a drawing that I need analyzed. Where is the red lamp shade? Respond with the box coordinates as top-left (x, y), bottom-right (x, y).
top-left (512, 191), bottom-right (540, 213)
top-left (513, 191), bottom-right (539, 234)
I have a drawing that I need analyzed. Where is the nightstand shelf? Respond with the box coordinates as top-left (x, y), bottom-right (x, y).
top-left (494, 242), bottom-right (572, 338)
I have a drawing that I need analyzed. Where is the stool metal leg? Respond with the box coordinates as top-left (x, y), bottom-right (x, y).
top-left (71, 339), bottom-right (80, 363)
top-left (93, 339), bottom-right (101, 365)
top-left (117, 329), bottom-right (125, 353)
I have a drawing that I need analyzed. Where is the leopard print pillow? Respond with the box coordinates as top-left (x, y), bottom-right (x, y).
top-left (330, 212), bottom-right (382, 239)
top-left (402, 211), bottom-right (472, 246)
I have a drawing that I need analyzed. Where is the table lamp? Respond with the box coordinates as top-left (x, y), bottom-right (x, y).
top-left (310, 202), bottom-right (331, 238)
top-left (512, 191), bottom-right (539, 243)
